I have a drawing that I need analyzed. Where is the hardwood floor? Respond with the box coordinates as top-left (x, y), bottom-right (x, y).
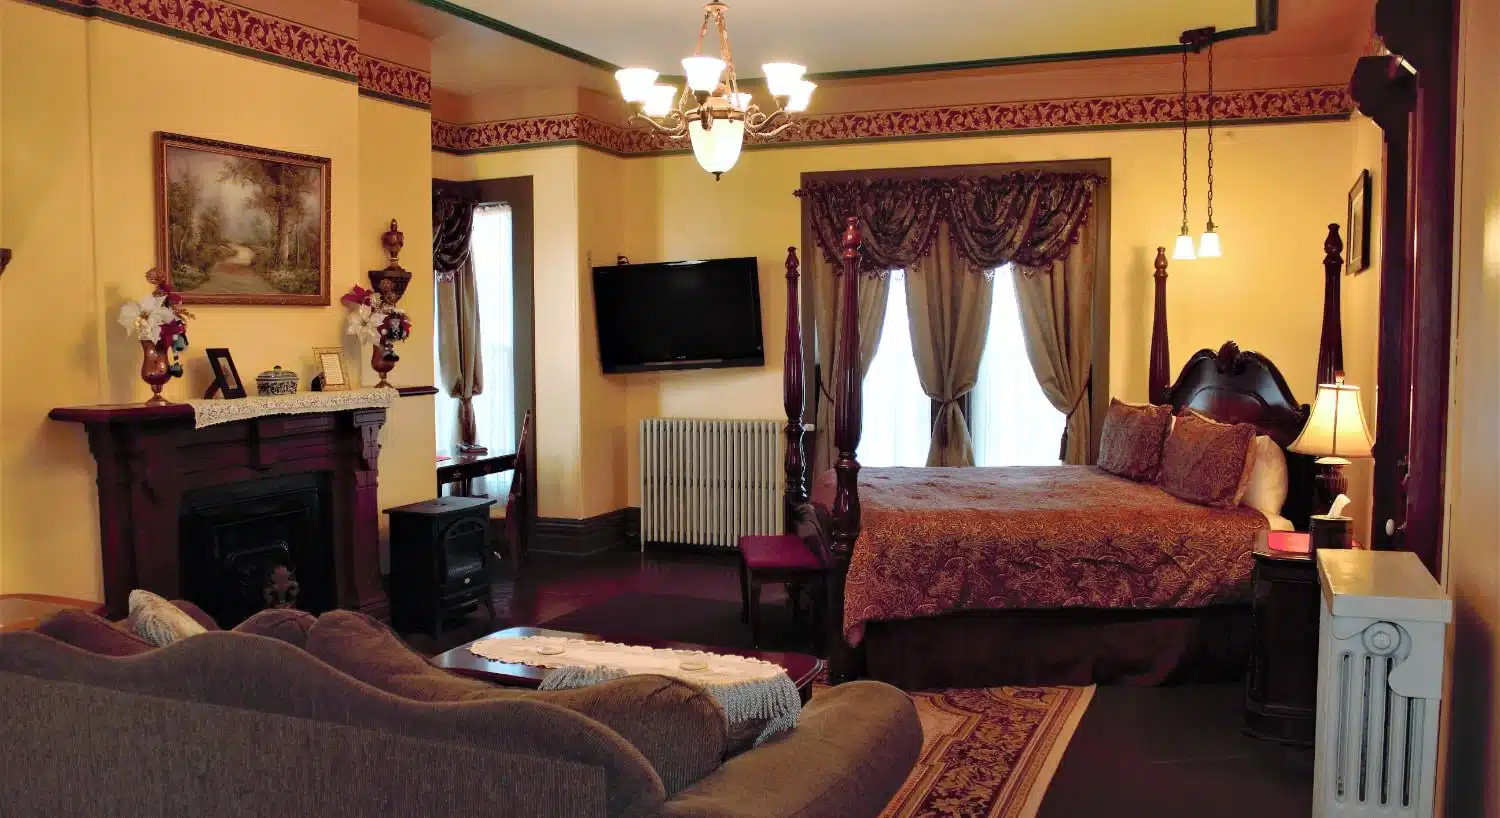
top-left (399, 547), bottom-right (791, 656)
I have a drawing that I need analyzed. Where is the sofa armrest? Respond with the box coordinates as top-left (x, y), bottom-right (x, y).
top-left (659, 681), bottom-right (920, 818)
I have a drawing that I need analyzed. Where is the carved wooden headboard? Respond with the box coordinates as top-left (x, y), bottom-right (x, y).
top-left (1165, 340), bottom-right (1315, 527)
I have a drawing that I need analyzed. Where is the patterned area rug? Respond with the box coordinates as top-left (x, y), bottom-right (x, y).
top-left (878, 685), bottom-right (1094, 818)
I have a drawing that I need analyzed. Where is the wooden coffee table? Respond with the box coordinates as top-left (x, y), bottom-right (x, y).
top-left (431, 626), bottom-right (825, 704)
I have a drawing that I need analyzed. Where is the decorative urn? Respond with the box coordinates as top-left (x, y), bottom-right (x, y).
top-left (255, 365), bottom-right (299, 396)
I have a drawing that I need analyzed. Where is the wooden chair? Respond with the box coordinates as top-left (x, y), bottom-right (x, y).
top-left (737, 503), bottom-right (830, 649)
top-left (487, 410), bottom-right (532, 573)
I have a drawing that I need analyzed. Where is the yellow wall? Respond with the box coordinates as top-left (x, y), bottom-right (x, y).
top-left (437, 120), bottom-right (1364, 515)
top-left (1443, 0), bottom-right (1500, 810)
top-left (1343, 115), bottom-right (1385, 546)
top-left (0, 2), bottom-right (435, 597)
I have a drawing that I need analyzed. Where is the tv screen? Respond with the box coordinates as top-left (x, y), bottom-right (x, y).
top-left (592, 257), bottom-right (764, 374)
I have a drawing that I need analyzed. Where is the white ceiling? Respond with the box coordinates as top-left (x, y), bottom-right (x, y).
top-left (436, 0), bottom-right (1262, 78)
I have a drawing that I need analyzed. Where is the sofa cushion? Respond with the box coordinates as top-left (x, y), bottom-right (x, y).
top-left (127, 590), bottom-right (207, 647)
top-left (37, 610), bottom-right (154, 657)
top-left (232, 608), bottom-right (315, 649)
top-left (306, 610), bottom-right (727, 795)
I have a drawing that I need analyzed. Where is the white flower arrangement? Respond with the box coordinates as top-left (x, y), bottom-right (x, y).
top-left (118, 295), bottom-right (179, 343)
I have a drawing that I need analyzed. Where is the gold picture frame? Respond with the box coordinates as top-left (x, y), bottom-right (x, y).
top-left (155, 132), bottom-right (332, 305)
top-left (314, 347), bottom-right (351, 392)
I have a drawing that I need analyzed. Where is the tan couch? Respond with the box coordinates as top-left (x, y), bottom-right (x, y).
top-left (0, 622), bottom-right (920, 818)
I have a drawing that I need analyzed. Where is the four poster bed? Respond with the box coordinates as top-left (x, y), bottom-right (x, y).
top-left (778, 221), bottom-right (1342, 689)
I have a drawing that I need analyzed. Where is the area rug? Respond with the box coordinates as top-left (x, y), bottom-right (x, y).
top-left (878, 684), bottom-right (1093, 818)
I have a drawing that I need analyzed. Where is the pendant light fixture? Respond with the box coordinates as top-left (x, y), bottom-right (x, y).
top-left (1198, 34), bottom-right (1221, 258)
top-left (1171, 36), bottom-right (1196, 261)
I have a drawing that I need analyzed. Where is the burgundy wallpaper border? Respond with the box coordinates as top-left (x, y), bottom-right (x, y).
top-left (433, 86), bottom-right (1355, 156)
top-left (27, 0), bottom-right (432, 110)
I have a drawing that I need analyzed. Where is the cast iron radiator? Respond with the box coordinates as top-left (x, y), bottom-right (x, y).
top-left (639, 418), bottom-right (783, 549)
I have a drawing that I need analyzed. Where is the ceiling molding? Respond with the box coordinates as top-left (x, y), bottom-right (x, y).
top-left (432, 82), bottom-right (1350, 156)
top-left (415, 0), bottom-right (1279, 82)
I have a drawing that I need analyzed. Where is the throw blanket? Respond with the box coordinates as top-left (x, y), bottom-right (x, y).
top-left (468, 635), bottom-right (802, 745)
top-left (816, 466), bottom-right (1267, 645)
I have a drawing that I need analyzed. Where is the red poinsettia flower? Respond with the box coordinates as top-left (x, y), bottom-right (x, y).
top-left (341, 285), bottom-right (373, 307)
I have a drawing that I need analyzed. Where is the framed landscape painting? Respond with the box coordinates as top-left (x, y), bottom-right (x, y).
top-left (155, 133), bottom-right (331, 305)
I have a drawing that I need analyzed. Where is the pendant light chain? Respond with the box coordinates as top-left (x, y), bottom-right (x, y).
top-left (1180, 43), bottom-right (1191, 235)
top-left (1205, 39), bottom-right (1215, 230)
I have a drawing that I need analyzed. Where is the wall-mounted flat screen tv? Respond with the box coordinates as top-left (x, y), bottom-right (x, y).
top-left (592, 257), bottom-right (764, 374)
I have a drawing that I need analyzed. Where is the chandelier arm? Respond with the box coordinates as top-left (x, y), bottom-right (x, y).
top-left (628, 112), bottom-right (690, 138)
top-left (751, 121), bottom-right (801, 139)
top-left (746, 107), bottom-right (790, 133)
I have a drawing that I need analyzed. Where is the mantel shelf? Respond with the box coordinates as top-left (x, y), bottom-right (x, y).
top-left (50, 385), bottom-right (439, 425)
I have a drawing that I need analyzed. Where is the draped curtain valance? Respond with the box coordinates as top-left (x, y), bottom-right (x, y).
top-left (796, 172), bottom-right (1104, 277)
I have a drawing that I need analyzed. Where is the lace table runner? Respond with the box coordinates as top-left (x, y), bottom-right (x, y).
top-left (469, 635), bottom-right (803, 744)
top-left (187, 388), bottom-right (395, 429)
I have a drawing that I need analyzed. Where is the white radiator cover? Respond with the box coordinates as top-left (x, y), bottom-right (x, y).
top-left (639, 418), bottom-right (784, 548)
top-left (1314, 550), bottom-right (1452, 818)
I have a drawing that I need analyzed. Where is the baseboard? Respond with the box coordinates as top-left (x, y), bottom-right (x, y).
top-left (532, 507), bottom-right (639, 556)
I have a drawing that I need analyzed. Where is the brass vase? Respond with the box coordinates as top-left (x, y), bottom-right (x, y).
top-left (370, 342), bottom-right (397, 388)
top-left (139, 340), bottom-right (171, 405)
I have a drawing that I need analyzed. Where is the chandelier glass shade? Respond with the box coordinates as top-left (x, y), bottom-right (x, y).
top-left (614, 2), bottom-right (813, 179)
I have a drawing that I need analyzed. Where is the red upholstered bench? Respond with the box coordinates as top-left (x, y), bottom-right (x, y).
top-left (737, 533), bottom-right (824, 648)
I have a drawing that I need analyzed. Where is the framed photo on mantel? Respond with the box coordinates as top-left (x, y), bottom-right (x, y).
top-left (155, 132), bottom-right (332, 305)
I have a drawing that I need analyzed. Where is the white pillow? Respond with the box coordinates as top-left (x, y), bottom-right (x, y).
top-left (127, 589), bottom-right (207, 647)
top-left (1241, 435), bottom-right (1289, 517)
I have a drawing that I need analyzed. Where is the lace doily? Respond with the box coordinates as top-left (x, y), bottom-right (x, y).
top-left (469, 635), bottom-right (803, 744)
top-left (187, 388), bottom-right (395, 429)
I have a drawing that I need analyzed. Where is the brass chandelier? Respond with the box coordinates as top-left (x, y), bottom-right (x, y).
top-left (614, 1), bottom-right (815, 179)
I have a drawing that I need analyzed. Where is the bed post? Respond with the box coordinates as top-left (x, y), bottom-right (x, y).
top-left (783, 247), bottom-right (808, 522)
top-left (1315, 223), bottom-right (1345, 384)
top-left (1149, 247), bottom-right (1171, 404)
top-left (827, 216), bottom-right (864, 683)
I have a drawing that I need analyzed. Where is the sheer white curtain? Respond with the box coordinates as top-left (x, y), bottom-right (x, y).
top-left (858, 270), bottom-right (931, 467)
top-left (434, 203), bottom-right (516, 497)
top-left (971, 265), bottom-right (1066, 466)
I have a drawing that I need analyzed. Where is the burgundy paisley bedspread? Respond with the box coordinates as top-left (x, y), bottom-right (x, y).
top-left (815, 466), bottom-right (1267, 645)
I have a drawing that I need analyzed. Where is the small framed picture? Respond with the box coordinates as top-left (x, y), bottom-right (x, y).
top-left (1346, 169), bottom-right (1372, 274)
top-left (203, 348), bottom-right (247, 399)
top-left (314, 347), bottom-right (350, 392)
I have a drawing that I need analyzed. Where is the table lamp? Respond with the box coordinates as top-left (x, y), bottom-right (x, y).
top-left (1289, 372), bottom-right (1374, 514)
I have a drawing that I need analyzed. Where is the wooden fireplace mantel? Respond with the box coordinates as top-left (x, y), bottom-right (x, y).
top-left (48, 398), bottom-right (427, 619)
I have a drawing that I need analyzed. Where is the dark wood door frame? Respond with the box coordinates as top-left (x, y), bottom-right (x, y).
top-left (1351, 0), bottom-right (1458, 576)
top-left (433, 176), bottom-right (538, 526)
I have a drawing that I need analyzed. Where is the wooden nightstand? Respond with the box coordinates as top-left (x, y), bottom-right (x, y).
top-left (1243, 531), bottom-right (1320, 745)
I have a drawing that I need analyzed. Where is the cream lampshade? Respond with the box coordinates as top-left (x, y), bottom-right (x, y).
top-left (1290, 374), bottom-right (1373, 515)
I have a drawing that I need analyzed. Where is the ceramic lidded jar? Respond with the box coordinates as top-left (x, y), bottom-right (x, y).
top-left (255, 365), bottom-right (299, 396)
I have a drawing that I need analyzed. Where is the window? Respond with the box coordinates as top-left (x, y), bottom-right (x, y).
top-left (435, 203), bottom-right (516, 497)
top-left (858, 270), bottom-right (932, 467)
top-left (970, 266), bottom-right (1066, 466)
top-left (855, 264), bottom-right (1064, 468)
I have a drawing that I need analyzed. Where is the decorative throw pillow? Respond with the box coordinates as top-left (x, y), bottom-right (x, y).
top-left (38, 609), bottom-right (155, 657)
top-left (1160, 411), bottom-right (1259, 508)
top-left (126, 589), bottom-right (208, 647)
top-left (232, 608), bottom-right (316, 649)
top-left (1097, 399), bottom-right (1174, 482)
top-left (1241, 435), bottom-right (1290, 518)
